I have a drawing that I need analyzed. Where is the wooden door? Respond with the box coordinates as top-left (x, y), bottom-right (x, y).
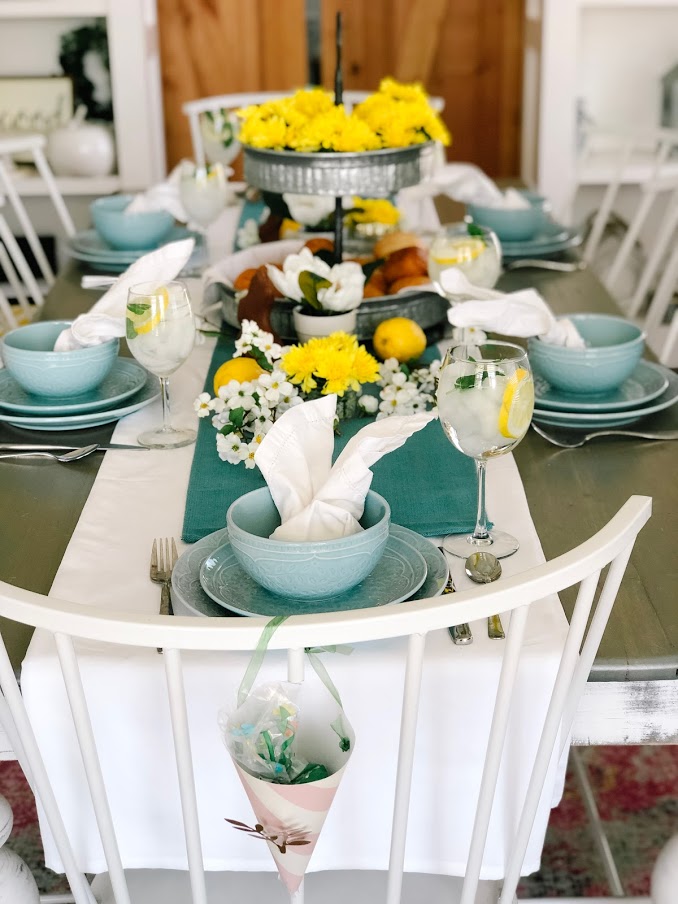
top-left (158, 0), bottom-right (524, 178)
top-left (157, 0), bottom-right (308, 168)
top-left (319, 0), bottom-right (524, 178)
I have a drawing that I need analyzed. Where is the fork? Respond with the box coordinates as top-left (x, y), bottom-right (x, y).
top-left (532, 422), bottom-right (678, 448)
top-left (150, 537), bottom-right (178, 626)
top-left (438, 547), bottom-right (473, 645)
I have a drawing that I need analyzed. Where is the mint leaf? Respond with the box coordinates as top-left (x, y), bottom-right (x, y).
top-left (467, 222), bottom-right (484, 237)
top-left (454, 367), bottom-right (505, 390)
top-left (127, 302), bottom-right (151, 315)
top-left (125, 317), bottom-right (136, 341)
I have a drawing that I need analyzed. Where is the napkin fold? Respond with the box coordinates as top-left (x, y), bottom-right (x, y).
top-left (443, 269), bottom-right (585, 347)
top-left (125, 161), bottom-right (235, 228)
top-left (399, 163), bottom-right (513, 208)
top-left (255, 395), bottom-right (435, 541)
top-left (54, 237), bottom-right (195, 351)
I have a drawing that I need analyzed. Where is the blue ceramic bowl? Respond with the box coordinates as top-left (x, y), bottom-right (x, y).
top-left (0, 320), bottom-right (119, 398)
top-left (528, 314), bottom-right (645, 395)
top-left (90, 194), bottom-right (175, 250)
top-left (227, 488), bottom-right (391, 599)
top-left (467, 190), bottom-right (550, 242)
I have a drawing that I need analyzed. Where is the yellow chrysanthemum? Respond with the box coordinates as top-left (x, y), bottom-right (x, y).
top-left (351, 345), bottom-right (381, 384)
top-left (349, 198), bottom-right (400, 226)
top-left (281, 332), bottom-right (379, 398)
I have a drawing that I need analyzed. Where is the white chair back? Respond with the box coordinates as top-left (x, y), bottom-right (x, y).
top-left (0, 496), bottom-right (651, 904)
top-left (0, 133), bottom-right (75, 329)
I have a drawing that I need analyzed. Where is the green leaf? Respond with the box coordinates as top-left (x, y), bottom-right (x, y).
top-left (454, 367), bottom-right (505, 390)
top-left (125, 317), bottom-right (136, 341)
top-left (127, 302), bottom-right (151, 315)
top-left (298, 270), bottom-right (332, 310)
top-left (467, 222), bottom-right (484, 237)
top-left (248, 347), bottom-right (273, 372)
top-left (229, 407), bottom-right (245, 429)
top-left (219, 424), bottom-right (236, 436)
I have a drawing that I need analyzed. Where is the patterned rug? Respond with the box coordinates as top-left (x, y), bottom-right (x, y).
top-left (1, 745), bottom-right (677, 897)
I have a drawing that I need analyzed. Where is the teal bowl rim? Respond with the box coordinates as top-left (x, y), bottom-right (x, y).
top-left (90, 194), bottom-right (174, 220)
top-left (528, 314), bottom-right (645, 357)
top-left (227, 487), bottom-right (391, 549)
top-left (1, 321), bottom-right (119, 358)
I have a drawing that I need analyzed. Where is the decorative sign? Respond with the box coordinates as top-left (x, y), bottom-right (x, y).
top-left (0, 76), bottom-right (73, 134)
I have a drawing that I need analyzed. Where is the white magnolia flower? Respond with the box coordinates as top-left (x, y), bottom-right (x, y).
top-left (266, 248), bottom-right (331, 303)
top-left (282, 193), bottom-right (336, 227)
top-left (317, 261), bottom-right (365, 312)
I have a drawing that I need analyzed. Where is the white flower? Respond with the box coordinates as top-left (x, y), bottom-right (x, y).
top-left (451, 326), bottom-right (487, 344)
top-left (236, 218), bottom-right (260, 249)
top-left (317, 261), bottom-right (365, 312)
top-left (216, 433), bottom-right (246, 464)
top-left (194, 392), bottom-right (213, 417)
top-left (282, 193), bottom-right (337, 227)
top-left (266, 248), bottom-right (331, 303)
top-left (243, 441), bottom-right (259, 469)
top-left (359, 394), bottom-right (378, 414)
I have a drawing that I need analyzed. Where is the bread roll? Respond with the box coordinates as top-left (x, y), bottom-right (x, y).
top-left (304, 237), bottom-right (334, 254)
top-left (388, 274), bottom-right (432, 295)
top-left (374, 230), bottom-right (424, 260)
top-left (233, 268), bottom-right (257, 292)
top-left (382, 246), bottom-right (429, 286)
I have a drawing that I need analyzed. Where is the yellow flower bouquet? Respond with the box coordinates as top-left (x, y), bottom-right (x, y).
top-left (237, 78), bottom-right (450, 154)
top-left (281, 332), bottom-right (380, 397)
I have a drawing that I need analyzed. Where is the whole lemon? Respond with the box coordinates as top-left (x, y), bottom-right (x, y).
top-left (213, 357), bottom-right (266, 395)
top-left (373, 317), bottom-right (427, 363)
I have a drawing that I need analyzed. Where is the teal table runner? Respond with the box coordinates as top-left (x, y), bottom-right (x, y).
top-left (182, 334), bottom-right (478, 542)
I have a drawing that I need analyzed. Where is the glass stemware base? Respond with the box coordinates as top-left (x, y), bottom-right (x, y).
top-left (443, 528), bottom-right (519, 560)
top-left (137, 424), bottom-right (196, 450)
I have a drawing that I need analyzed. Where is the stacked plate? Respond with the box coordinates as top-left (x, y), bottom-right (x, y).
top-left (66, 226), bottom-right (195, 273)
top-left (501, 220), bottom-right (582, 260)
top-left (532, 360), bottom-right (678, 429)
top-left (171, 524), bottom-right (448, 618)
top-left (0, 359), bottom-right (159, 431)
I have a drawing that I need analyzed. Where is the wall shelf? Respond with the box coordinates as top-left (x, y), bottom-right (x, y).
top-left (578, 152), bottom-right (678, 185)
top-left (0, 1), bottom-right (108, 18)
top-left (11, 172), bottom-right (121, 197)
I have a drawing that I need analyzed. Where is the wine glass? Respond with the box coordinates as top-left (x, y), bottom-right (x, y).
top-left (126, 281), bottom-right (197, 449)
top-left (179, 160), bottom-right (231, 268)
top-left (428, 222), bottom-right (502, 300)
top-left (436, 341), bottom-right (534, 558)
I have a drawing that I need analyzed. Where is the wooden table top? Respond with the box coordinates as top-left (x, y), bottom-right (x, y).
top-left (1, 261), bottom-right (676, 680)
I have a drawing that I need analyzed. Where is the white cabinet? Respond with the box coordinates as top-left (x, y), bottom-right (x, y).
top-left (0, 0), bottom-right (166, 208)
top-left (522, 0), bottom-right (678, 223)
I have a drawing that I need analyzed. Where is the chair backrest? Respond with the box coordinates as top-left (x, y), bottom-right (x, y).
top-left (182, 90), bottom-right (445, 170)
top-left (0, 496), bottom-right (651, 904)
top-left (579, 127), bottom-right (678, 310)
top-left (0, 133), bottom-right (76, 326)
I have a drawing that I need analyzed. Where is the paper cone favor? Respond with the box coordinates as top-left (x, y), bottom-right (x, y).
top-left (231, 755), bottom-right (351, 894)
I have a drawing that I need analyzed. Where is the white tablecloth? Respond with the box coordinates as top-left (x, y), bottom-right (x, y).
top-left (21, 332), bottom-right (570, 880)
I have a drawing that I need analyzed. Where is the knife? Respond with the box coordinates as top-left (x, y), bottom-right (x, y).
top-left (0, 443), bottom-right (149, 452)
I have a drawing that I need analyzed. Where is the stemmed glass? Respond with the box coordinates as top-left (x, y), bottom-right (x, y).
top-left (428, 222), bottom-right (502, 300)
top-left (179, 160), bottom-right (231, 267)
top-left (436, 341), bottom-right (534, 558)
top-left (126, 281), bottom-right (197, 449)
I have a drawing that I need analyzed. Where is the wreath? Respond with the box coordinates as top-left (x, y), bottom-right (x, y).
top-left (59, 22), bottom-right (113, 121)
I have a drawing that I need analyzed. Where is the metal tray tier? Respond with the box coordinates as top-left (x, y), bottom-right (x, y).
top-left (214, 285), bottom-right (449, 344)
top-left (243, 143), bottom-right (435, 197)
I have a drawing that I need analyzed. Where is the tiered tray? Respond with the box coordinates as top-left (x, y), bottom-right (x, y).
top-left (243, 142), bottom-right (436, 197)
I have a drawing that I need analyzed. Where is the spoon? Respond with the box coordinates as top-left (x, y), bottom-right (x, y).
top-left (464, 551), bottom-right (505, 639)
top-left (0, 444), bottom-right (100, 463)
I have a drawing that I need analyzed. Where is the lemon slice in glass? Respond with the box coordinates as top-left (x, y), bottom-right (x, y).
top-left (127, 286), bottom-right (170, 336)
top-left (498, 367), bottom-right (534, 439)
top-left (430, 236), bottom-right (486, 266)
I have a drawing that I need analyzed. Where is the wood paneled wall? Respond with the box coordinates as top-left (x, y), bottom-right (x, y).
top-left (158, 0), bottom-right (308, 168)
top-left (158, 0), bottom-right (524, 178)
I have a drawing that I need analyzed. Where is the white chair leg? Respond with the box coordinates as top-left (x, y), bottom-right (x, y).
top-left (651, 834), bottom-right (678, 904)
top-left (605, 189), bottom-right (657, 294)
top-left (0, 794), bottom-right (40, 904)
top-left (31, 147), bottom-right (75, 239)
top-left (0, 285), bottom-right (18, 332)
top-left (0, 242), bottom-right (32, 319)
top-left (627, 190), bottom-right (678, 317)
top-left (658, 312), bottom-right (678, 366)
top-left (0, 158), bottom-right (55, 288)
top-left (644, 241), bottom-right (678, 337)
top-left (0, 215), bottom-right (44, 307)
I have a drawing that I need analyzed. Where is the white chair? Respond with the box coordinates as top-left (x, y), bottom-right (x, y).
top-left (0, 133), bottom-right (75, 329)
top-left (0, 496), bottom-right (652, 904)
top-left (578, 127), bottom-right (678, 366)
top-left (182, 91), bottom-right (445, 170)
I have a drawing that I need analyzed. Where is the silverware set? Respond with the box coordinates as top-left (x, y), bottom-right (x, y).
top-left (440, 548), bottom-right (506, 645)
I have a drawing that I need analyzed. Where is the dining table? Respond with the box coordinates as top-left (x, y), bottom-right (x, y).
top-left (0, 207), bottom-right (677, 885)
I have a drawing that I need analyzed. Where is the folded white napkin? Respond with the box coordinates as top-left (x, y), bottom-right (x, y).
top-left (54, 237), bottom-right (195, 351)
top-left (398, 163), bottom-right (506, 208)
top-left (443, 269), bottom-right (585, 347)
top-left (255, 395), bottom-right (434, 541)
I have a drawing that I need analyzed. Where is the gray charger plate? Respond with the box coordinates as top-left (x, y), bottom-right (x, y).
top-left (171, 524), bottom-right (447, 618)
